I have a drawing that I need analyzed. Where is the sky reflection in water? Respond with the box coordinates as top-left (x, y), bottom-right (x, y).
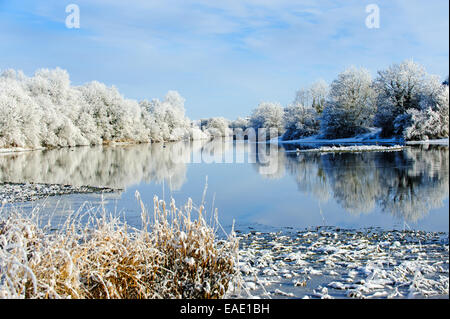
top-left (1, 140), bottom-right (448, 232)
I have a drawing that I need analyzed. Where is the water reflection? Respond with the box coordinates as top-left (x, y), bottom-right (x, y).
top-left (277, 145), bottom-right (449, 222)
top-left (0, 143), bottom-right (192, 190)
top-left (0, 140), bottom-right (448, 223)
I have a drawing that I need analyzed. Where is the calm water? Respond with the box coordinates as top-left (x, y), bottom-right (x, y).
top-left (1, 140), bottom-right (448, 233)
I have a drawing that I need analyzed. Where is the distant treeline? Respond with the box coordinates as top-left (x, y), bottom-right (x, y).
top-left (0, 68), bottom-right (209, 149)
top-left (232, 60), bottom-right (448, 142)
top-left (1, 60), bottom-right (448, 149)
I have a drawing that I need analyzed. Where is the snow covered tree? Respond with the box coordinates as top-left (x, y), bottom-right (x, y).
top-left (309, 80), bottom-right (329, 114)
top-left (230, 117), bottom-right (249, 131)
top-left (0, 68), bottom-right (199, 149)
top-left (248, 102), bottom-right (284, 138)
top-left (294, 80), bottom-right (329, 114)
top-left (375, 60), bottom-right (449, 139)
top-left (0, 70), bottom-right (42, 148)
top-left (282, 103), bottom-right (320, 140)
top-left (400, 85), bottom-right (449, 140)
top-left (294, 88), bottom-right (311, 109)
top-left (201, 117), bottom-right (231, 137)
top-left (374, 60), bottom-right (425, 137)
top-left (320, 67), bottom-right (377, 139)
top-left (79, 81), bottom-right (133, 143)
top-left (139, 91), bottom-right (191, 142)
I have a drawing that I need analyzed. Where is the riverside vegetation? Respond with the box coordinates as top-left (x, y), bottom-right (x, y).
top-left (0, 192), bottom-right (240, 299)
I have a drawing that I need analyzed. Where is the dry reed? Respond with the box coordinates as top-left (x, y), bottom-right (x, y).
top-left (0, 192), bottom-right (240, 299)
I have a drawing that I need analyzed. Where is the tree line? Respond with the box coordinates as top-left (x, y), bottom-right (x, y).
top-left (1, 60), bottom-right (448, 149)
top-left (232, 60), bottom-right (448, 142)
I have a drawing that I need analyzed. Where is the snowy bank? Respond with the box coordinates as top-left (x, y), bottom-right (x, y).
top-left (277, 129), bottom-right (402, 145)
top-left (0, 182), bottom-right (121, 203)
top-left (406, 138), bottom-right (449, 146)
top-left (289, 145), bottom-right (405, 154)
top-left (277, 129), bottom-right (448, 150)
top-left (0, 147), bottom-right (44, 154)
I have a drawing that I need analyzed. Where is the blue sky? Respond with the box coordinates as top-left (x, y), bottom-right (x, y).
top-left (0, 0), bottom-right (448, 119)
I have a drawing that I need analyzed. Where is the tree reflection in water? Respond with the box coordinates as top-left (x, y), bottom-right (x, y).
top-left (1, 140), bottom-right (448, 222)
top-left (275, 144), bottom-right (449, 222)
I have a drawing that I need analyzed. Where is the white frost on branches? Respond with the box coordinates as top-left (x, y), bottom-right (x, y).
top-left (374, 60), bottom-right (449, 140)
top-left (320, 67), bottom-right (377, 139)
top-left (282, 103), bottom-right (320, 140)
top-left (0, 68), bottom-right (200, 149)
top-left (400, 86), bottom-right (449, 141)
top-left (294, 80), bottom-right (329, 114)
top-left (200, 117), bottom-right (231, 137)
top-left (248, 102), bottom-right (284, 138)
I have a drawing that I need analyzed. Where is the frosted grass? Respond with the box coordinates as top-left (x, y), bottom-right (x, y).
top-left (0, 192), bottom-right (240, 299)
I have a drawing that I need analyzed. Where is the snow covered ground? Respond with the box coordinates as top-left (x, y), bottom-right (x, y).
top-left (231, 227), bottom-right (449, 299)
top-left (0, 147), bottom-right (43, 154)
top-left (287, 145), bottom-right (404, 154)
top-left (273, 128), bottom-right (448, 153)
top-left (406, 139), bottom-right (449, 146)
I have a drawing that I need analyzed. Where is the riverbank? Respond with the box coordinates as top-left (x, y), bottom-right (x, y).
top-left (0, 182), bottom-right (120, 204)
top-left (287, 145), bottom-right (405, 154)
top-left (1, 202), bottom-right (447, 299)
top-left (1, 134), bottom-right (449, 156)
top-left (276, 129), bottom-right (449, 147)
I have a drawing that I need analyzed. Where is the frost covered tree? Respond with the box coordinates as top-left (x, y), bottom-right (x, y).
top-left (400, 85), bottom-right (449, 140)
top-left (373, 60), bottom-right (445, 138)
top-left (201, 117), bottom-right (231, 137)
top-left (230, 117), bottom-right (249, 131)
top-left (294, 80), bottom-right (329, 114)
top-left (0, 68), bottom-right (199, 149)
top-left (10, 68), bottom-right (88, 147)
top-left (282, 103), bottom-right (320, 140)
top-left (139, 91), bottom-right (191, 142)
top-left (282, 80), bottom-right (327, 140)
top-left (320, 67), bottom-right (377, 139)
top-left (310, 80), bottom-right (329, 114)
top-left (248, 102), bottom-right (284, 138)
top-left (78, 81), bottom-right (142, 144)
top-left (0, 71), bottom-right (42, 148)
top-left (294, 88), bottom-right (311, 109)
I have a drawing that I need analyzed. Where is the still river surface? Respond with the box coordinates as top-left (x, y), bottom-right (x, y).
top-left (1, 139), bottom-right (448, 233)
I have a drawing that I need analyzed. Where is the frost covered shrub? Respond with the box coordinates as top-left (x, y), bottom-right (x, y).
top-left (374, 60), bottom-right (426, 136)
top-left (399, 86), bottom-right (449, 140)
top-left (320, 67), bottom-right (377, 139)
top-left (0, 68), bottom-right (198, 149)
top-left (230, 117), bottom-right (249, 131)
top-left (200, 117), bottom-right (231, 137)
top-left (248, 102), bottom-right (284, 138)
top-left (78, 81), bottom-right (146, 144)
top-left (0, 194), bottom-right (239, 299)
top-left (374, 60), bottom-right (447, 139)
top-left (282, 103), bottom-right (320, 140)
top-left (139, 91), bottom-right (192, 142)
